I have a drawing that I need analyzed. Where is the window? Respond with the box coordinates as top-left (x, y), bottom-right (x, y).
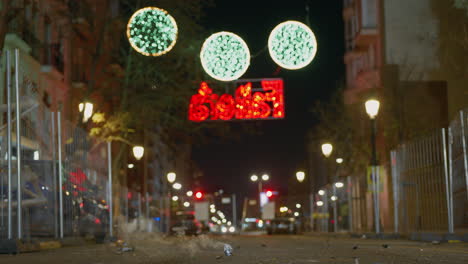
top-left (361, 0), bottom-right (377, 28)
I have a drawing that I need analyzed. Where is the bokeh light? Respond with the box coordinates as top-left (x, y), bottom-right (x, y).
top-left (127, 7), bottom-right (178, 56)
top-left (268, 20), bottom-right (317, 70)
top-left (200, 31), bottom-right (250, 81)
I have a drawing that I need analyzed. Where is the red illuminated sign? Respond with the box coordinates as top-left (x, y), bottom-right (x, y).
top-left (188, 79), bottom-right (285, 122)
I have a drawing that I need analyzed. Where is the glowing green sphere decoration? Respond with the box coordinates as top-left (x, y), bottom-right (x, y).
top-left (268, 20), bottom-right (317, 70)
top-left (127, 7), bottom-right (178, 56)
top-left (200, 32), bottom-right (250, 82)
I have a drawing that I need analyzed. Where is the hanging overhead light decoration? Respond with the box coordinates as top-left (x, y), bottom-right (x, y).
top-left (126, 7), bottom-right (178, 56)
top-left (200, 31), bottom-right (250, 82)
top-left (268, 20), bottom-right (317, 70)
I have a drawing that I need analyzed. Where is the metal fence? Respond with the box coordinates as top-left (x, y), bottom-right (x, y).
top-left (391, 129), bottom-right (449, 233)
top-left (390, 108), bottom-right (468, 234)
top-left (0, 49), bottom-right (113, 241)
top-left (59, 117), bottom-right (110, 239)
top-left (448, 109), bottom-right (468, 232)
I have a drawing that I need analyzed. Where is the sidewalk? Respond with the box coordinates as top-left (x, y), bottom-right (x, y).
top-left (304, 231), bottom-right (468, 243)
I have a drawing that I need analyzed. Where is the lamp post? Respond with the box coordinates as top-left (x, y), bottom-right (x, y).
top-left (166, 172), bottom-right (176, 234)
top-left (321, 143), bottom-right (333, 232)
top-left (251, 174), bottom-right (269, 218)
top-left (78, 102), bottom-right (93, 123)
top-left (365, 98), bottom-right (380, 234)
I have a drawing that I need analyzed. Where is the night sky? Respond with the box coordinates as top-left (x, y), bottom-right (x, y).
top-left (192, 0), bottom-right (344, 199)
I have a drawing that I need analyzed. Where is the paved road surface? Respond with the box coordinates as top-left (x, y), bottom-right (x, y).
top-left (1, 234), bottom-right (467, 263)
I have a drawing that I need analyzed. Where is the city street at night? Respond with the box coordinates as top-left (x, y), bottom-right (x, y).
top-left (2, 234), bottom-right (468, 264)
top-left (0, 0), bottom-right (467, 262)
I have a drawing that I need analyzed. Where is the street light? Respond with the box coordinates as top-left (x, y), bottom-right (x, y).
top-left (365, 99), bottom-right (380, 119)
top-left (167, 172), bottom-right (176, 183)
top-left (172, 182), bottom-right (182, 190)
top-left (321, 143), bottom-right (333, 158)
top-left (250, 175), bottom-right (258, 182)
top-left (296, 171), bottom-right (305, 182)
top-left (335, 182), bottom-right (344, 188)
top-left (316, 201), bottom-right (324, 206)
top-left (336, 158), bottom-right (343, 164)
top-left (262, 174), bottom-right (269, 181)
top-left (318, 190), bottom-right (325, 196)
top-left (365, 98), bottom-right (380, 234)
top-left (172, 196), bottom-right (178, 201)
top-left (186, 191), bottom-right (193, 197)
top-left (183, 202), bottom-right (190, 207)
top-left (127, 164), bottom-right (134, 169)
top-left (132, 146), bottom-right (144, 160)
top-left (79, 102), bottom-right (93, 123)
top-left (296, 203), bottom-right (301, 209)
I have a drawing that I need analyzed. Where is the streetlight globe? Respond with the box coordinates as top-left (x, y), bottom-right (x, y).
top-left (321, 143), bottom-right (333, 158)
top-left (335, 182), bottom-right (344, 188)
top-left (250, 175), bottom-right (258, 182)
top-left (172, 196), bottom-right (179, 201)
top-left (336, 158), bottom-right (343, 164)
top-left (296, 171), bottom-right (305, 182)
top-left (316, 201), bottom-right (324, 206)
top-left (167, 172), bottom-right (176, 183)
top-left (365, 99), bottom-right (380, 119)
top-left (183, 202), bottom-right (190, 207)
top-left (132, 146), bottom-right (144, 160)
top-left (186, 190), bottom-right (193, 197)
top-left (173, 182), bottom-right (182, 190)
top-left (331, 195), bottom-right (338, 201)
top-left (318, 189), bottom-right (325, 196)
top-left (262, 174), bottom-right (269, 181)
top-left (296, 203), bottom-right (301, 209)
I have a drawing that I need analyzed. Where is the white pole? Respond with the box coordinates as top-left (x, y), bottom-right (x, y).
top-left (459, 111), bottom-right (468, 200)
top-left (145, 192), bottom-right (150, 232)
top-left (107, 141), bottom-right (113, 237)
top-left (15, 49), bottom-right (22, 239)
top-left (232, 194), bottom-right (237, 227)
top-left (51, 111), bottom-right (58, 238)
top-left (6, 50), bottom-right (13, 239)
top-left (391, 151), bottom-right (399, 234)
top-left (347, 176), bottom-right (353, 233)
top-left (333, 185), bottom-right (338, 232)
top-left (442, 128), bottom-right (453, 233)
top-left (57, 111), bottom-right (64, 238)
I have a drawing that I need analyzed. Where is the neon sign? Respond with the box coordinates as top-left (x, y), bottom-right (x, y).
top-left (188, 79), bottom-right (285, 122)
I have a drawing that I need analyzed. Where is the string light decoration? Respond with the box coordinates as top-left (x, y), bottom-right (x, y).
top-left (200, 32), bottom-right (250, 82)
top-left (188, 79), bottom-right (284, 122)
top-left (126, 7), bottom-right (178, 56)
top-left (268, 20), bottom-right (317, 70)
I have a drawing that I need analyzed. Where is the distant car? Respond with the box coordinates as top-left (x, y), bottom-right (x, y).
top-left (266, 217), bottom-right (298, 235)
top-left (171, 213), bottom-right (201, 236)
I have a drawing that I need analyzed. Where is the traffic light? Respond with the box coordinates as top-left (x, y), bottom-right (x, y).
top-left (195, 191), bottom-right (203, 199)
top-left (266, 190), bottom-right (273, 198)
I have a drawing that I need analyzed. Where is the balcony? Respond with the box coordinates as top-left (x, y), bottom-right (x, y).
top-left (42, 43), bottom-right (64, 74)
top-left (7, 21), bottom-right (42, 61)
top-left (71, 66), bottom-right (88, 88)
top-left (68, 0), bottom-right (93, 37)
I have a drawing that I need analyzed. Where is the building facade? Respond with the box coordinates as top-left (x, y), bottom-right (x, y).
top-left (342, 0), bottom-right (467, 233)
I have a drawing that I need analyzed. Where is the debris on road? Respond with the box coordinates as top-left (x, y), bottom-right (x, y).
top-left (224, 244), bottom-right (233, 256)
top-left (431, 240), bottom-right (440, 245)
top-left (382, 244), bottom-right (389, 248)
top-left (216, 255), bottom-right (223, 260)
top-left (352, 245), bottom-right (358, 250)
top-left (261, 243), bottom-right (267, 247)
top-left (115, 241), bottom-right (135, 254)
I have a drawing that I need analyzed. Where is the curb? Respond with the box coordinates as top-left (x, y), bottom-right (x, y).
top-left (305, 232), bottom-right (468, 243)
